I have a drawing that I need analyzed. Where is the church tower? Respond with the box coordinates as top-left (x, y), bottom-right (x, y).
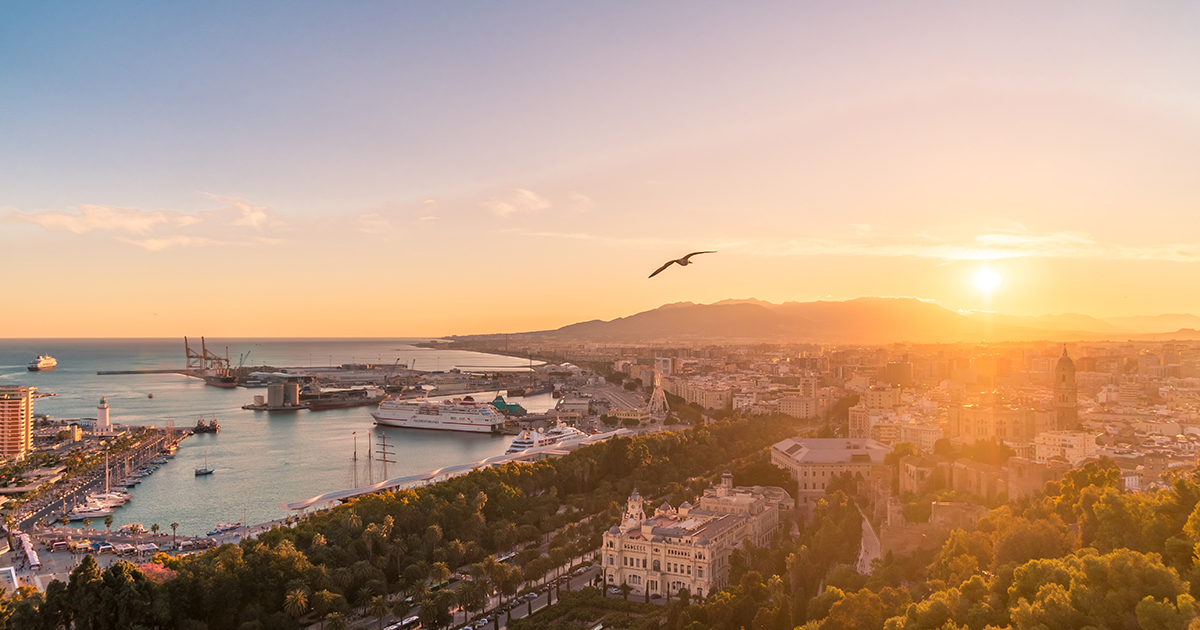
top-left (1055, 348), bottom-right (1077, 430)
top-left (622, 489), bottom-right (646, 530)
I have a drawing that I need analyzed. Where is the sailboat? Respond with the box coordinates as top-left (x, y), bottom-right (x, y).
top-left (195, 450), bottom-right (214, 476)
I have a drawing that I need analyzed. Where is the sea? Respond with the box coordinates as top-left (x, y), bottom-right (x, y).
top-left (0, 339), bottom-right (555, 536)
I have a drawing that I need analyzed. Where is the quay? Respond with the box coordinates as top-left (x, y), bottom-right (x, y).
top-left (283, 428), bottom-right (628, 512)
top-left (97, 369), bottom-right (196, 376)
top-left (13, 428), bottom-right (188, 531)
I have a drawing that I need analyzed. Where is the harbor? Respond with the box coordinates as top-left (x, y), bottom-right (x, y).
top-left (0, 338), bottom-right (561, 537)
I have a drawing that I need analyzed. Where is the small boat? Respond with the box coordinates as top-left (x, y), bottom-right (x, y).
top-left (195, 451), bottom-right (214, 476)
top-left (148, 393), bottom-right (153, 399)
top-left (207, 522), bottom-right (241, 536)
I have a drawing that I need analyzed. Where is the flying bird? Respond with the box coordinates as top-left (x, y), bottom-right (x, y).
top-left (648, 251), bottom-right (717, 278)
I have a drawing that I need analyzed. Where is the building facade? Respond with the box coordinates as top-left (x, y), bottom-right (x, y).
top-left (602, 474), bottom-right (792, 598)
top-left (771, 437), bottom-right (892, 513)
top-left (0, 386), bottom-right (35, 461)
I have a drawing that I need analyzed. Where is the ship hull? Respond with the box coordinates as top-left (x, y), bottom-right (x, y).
top-left (308, 396), bottom-right (388, 411)
top-left (371, 413), bottom-right (499, 432)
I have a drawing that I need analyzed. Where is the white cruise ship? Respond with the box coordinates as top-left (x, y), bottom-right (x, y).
top-left (506, 421), bottom-right (589, 454)
top-left (27, 355), bottom-right (57, 371)
top-left (371, 396), bottom-right (504, 433)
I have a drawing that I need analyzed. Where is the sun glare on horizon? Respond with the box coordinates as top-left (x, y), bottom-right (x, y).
top-left (975, 268), bottom-right (1002, 294)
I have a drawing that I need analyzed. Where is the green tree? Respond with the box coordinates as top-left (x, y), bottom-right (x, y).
top-left (284, 589), bottom-right (308, 620)
top-left (325, 612), bottom-right (348, 630)
top-left (369, 595), bottom-right (390, 629)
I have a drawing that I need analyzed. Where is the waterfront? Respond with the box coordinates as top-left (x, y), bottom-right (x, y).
top-left (0, 339), bottom-right (555, 536)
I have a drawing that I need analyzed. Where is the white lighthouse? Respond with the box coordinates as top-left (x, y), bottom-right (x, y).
top-left (96, 397), bottom-right (111, 433)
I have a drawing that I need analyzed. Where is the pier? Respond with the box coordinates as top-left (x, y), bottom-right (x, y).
top-left (283, 429), bottom-right (628, 512)
top-left (97, 369), bottom-right (196, 376)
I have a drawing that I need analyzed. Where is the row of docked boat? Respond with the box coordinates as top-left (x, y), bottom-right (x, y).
top-left (67, 490), bottom-right (132, 520)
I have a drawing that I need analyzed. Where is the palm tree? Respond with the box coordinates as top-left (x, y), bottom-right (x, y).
top-left (284, 589), bottom-right (309, 620)
top-left (170, 522), bottom-right (179, 548)
top-left (344, 509), bottom-right (361, 533)
top-left (429, 561), bottom-right (451, 587)
top-left (82, 517), bottom-right (92, 532)
top-left (312, 590), bottom-right (337, 629)
top-left (353, 586), bottom-right (373, 616)
top-left (324, 612), bottom-right (348, 630)
top-left (150, 523), bottom-right (159, 536)
top-left (286, 578), bottom-right (312, 599)
top-left (103, 515), bottom-right (113, 540)
top-left (59, 515), bottom-right (69, 529)
top-left (3, 513), bottom-right (14, 549)
top-left (369, 595), bottom-right (389, 629)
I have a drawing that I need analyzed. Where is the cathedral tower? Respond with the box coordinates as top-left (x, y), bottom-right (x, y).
top-left (1055, 348), bottom-right (1077, 430)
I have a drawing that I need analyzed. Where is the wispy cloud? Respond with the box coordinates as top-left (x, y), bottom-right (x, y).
top-left (482, 188), bottom-right (551, 218)
top-left (6, 195), bottom-right (289, 250)
top-left (10, 204), bottom-right (194, 235)
top-left (117, 235), bottom-right (224, 251)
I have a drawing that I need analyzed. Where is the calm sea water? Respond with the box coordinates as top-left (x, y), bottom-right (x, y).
top-left (0, 339), bottom-right (553, 536)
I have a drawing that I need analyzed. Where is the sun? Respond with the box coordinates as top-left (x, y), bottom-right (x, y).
top-left (975, 268), bottom-right (1002, 293)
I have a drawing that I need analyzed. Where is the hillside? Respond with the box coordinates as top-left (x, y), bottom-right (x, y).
top-left (467, 298), bottom-right (1200, 345)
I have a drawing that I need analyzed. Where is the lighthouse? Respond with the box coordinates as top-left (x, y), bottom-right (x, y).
top-left (96, 397), bottom-right (111, 433)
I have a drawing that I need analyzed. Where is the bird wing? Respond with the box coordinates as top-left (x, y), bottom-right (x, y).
top-left (648, 260), bottom-right (679, 278)
top-left (679, 251), bottom-right (717, 263)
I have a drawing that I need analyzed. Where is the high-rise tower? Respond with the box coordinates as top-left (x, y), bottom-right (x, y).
top-left (0, 386), bottom-right (35, 460)
top-left (1055, 348), bottom-right (1078, 429)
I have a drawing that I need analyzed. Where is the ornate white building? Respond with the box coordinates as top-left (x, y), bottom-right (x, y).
top-left (601, 473), bottom-right (793, 599)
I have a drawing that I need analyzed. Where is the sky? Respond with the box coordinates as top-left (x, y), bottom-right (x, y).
top-left (4, 1), bottom-right (1200, 337)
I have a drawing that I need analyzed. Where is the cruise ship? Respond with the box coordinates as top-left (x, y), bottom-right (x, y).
top-left (506, 421), bottom-right (589, 454)
top-left (371, 396), bottom-right (505, 432)
top-left (27, 355), bottom-right (57, 371)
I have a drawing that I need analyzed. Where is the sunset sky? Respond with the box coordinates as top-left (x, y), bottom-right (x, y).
top-left (4, 2), bottom-right (1200, 337)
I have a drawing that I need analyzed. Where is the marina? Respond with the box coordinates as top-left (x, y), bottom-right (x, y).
top-left (0, 339), bottom-right (556, 537)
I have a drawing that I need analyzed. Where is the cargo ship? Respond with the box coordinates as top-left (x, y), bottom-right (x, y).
top-left (307, 386), bottom-right (389, 411)
top-left (203, 370), bottom-right (238, 388)
top-left (27, 355), bottom-right (57, 371)
top-left (371, 396), bottom-right (505, 432)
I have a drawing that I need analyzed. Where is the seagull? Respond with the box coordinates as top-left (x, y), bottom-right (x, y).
top-left (648, 251), bottom-right (717, 278)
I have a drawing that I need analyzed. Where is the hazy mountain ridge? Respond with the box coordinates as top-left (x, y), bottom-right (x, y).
top-left (481, 298), bottom-right (1200, 345)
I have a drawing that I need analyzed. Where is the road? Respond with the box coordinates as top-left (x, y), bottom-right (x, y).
top-left (15, 430), bottom-right (181, 530)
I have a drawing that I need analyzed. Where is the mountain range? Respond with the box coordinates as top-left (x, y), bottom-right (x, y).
top-left (463, 298), bottom-right (1200, 345)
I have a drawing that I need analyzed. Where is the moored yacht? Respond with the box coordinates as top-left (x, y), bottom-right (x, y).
top-left (505, 421), bottom-right (588, 454)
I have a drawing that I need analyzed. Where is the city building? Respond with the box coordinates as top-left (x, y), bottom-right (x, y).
top-left (0, 386), bottom-right (35, 461)
top-left (696, 471), bottom-right (795, 547)
top-left (778, 396), bottom-right (816, 419)
top-left (612, 406), bottom-right (652, 424)
top-left (1033, 430), bottom-right (1098, 465)
top-left (770, 437), bottom-right (892, 513)
top-left (947, 404), bottom-right (1055, 445)
top-left (602, 474), bottom-right (792, 598)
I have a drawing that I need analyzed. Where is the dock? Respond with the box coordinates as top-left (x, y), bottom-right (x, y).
top-left (97, 369), bottom-right (196, 376)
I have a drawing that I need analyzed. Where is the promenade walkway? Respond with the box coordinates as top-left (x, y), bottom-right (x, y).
top-left (283, 429), bottom-right (628, 512)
